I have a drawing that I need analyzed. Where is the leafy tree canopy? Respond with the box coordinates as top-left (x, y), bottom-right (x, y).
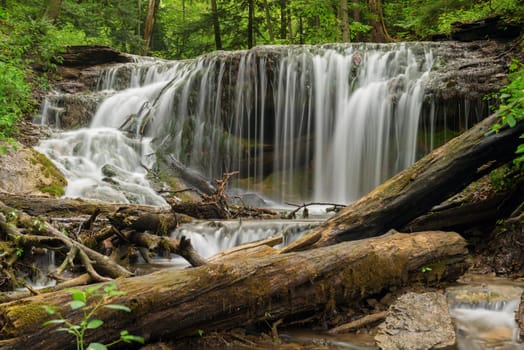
top-left (0, 0), bottom-right (522, 144)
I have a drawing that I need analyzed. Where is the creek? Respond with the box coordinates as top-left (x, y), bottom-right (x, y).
top-left (33, 42), bottom-right (520, 349)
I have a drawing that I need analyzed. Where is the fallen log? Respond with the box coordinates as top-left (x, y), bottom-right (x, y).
top-left (0, 193), bottom-right (172, 218)
top-left (0, 231), bottom-right (469, 349)
top-left (282, 115), bottom-right (524, 252)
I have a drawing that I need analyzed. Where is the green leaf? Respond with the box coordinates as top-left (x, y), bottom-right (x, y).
top-left (69, 300), bottom-right (86, 310)
top-left (71, 290), bottom-right (86, 303)
top-left (42, 319), bottom-right (65, 326)
top-left (104, 304), bottom-right (131, 312)
top-left (55, 327), bottom-right (72, 333)
top-left (506, 115), bottom-right (517, 127)
top-left (103, 283), bottom-right (117, 293)
top-left (86, 285), bottom-right (102, 294)
top-left (108, 290), bottom-right (126, 296)
top-left (42, 305), bottom-right (56, 315)
top-left (86, 343), bottom-right (107, 350)
top-left (121, 330), bottom-right (145, 344)
top-left (87, 319), bottom-right (104, 329)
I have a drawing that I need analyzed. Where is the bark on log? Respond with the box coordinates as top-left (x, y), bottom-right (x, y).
top-left (58, 46), bottom-right (131, 67)
top-left (283, 116), bottom-right (524, 252)
top-left (0, 231), bottom-right (469, 349)
top-left (0, 193), bottom-right (172, 218)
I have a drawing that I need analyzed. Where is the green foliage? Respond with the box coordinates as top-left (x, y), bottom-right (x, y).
top-left (384, 0), bottom-right (524, 39)
top-left (492, 54), bottom-right (524, 167)
top-left (43, 283), bottom-right (144, 350)
top-left (0, 4), bottom-right (65, 144)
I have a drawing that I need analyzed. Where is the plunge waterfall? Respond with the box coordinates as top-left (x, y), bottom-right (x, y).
top-left (38, 43), bottom-right (486, 204)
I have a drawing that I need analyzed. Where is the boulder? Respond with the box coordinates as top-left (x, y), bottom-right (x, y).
top-left (0, 142), bottom-right (66, 197)
top-left (375, 292), bottom-right (456, 350)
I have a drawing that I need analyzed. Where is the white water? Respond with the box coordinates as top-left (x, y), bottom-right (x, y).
top-left (451, 300), bottom-right (522, 349)
top-left (37, 128), bottom-right (166, 205)
top-left (172, 219), bottom-right (318, 259)
top-left (38, 43), bottom-right (440, 204)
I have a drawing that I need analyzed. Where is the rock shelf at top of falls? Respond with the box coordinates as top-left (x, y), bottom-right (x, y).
top-left (36, 39), bottom-right (516, 206)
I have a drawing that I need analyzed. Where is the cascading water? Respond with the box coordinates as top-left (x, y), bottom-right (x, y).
top-left (38, 43), bottom-right (482, 204)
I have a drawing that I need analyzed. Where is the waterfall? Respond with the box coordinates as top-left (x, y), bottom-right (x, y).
top-left (39, 43), bottom-right (483, 205)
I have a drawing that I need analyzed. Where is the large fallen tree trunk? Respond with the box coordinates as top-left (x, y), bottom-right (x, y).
top-left (0, 231), bottom-right (468, 349)
top-left (283, 115), bottom-right (524, 252)
top-left (0, 193), bottom-right (172, 218)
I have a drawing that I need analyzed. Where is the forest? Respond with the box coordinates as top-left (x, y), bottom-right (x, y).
top-left (1, 0), bottom-right (524, 349)
top-left (1, 0), bottom-right (524, 143)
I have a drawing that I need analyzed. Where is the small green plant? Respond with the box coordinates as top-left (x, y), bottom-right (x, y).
top-left (491, 52), bottom-right (524, 168)
top-left (197, 329), bottom-right (204, 337)
top-left (421, 266), bottom-right (432, 273)
top-left (31, 219), bottom-right (47, 233)
top-left (43, 283), bottom-right (144, 350)
top-left (15, 247), bottom-right (24, 257)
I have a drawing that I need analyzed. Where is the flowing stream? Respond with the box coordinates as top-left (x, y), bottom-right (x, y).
top-left (33, 43), bottom-right (518, 349)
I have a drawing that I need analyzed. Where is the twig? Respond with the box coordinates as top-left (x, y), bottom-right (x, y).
top-left (284, 202), bottom-right (346, 219)
top-left (327, 311), bottom-right (387, 334)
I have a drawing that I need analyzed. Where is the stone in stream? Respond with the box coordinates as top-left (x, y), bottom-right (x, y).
top-left (375, 292), bottom-right (456, 350)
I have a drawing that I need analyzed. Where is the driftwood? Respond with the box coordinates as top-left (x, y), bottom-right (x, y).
top-left (0, 193), bottom-right (172, 218)
top-left (161, 155), bottom-right (216, 196)
top-left (327, 311), bottom-right (388, 334)
top-left (0, 231), bottom-right (469, 349)
top-left (283, 115), bottom-right (524, 252)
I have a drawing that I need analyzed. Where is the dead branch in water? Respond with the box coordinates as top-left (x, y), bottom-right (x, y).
top-left (284, 202), bottom-right (346, 219)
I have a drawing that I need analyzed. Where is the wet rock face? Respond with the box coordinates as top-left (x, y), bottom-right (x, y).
top-left (426, 40), bottom-right (512, 102)
top-left (375, 292), bottom-right (455, 350)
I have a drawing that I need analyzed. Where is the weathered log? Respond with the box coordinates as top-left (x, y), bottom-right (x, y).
top-left (0, 193), bottom-right (172, 218)
top-left (121, 231), bottom-right (207, 267)
top-left (283, 115), bottom-right (524, 252)
top-left (108, 207), bottom-right (179, 235)
top-left (58, 46), bottom-right (131, 67)
top-left (161, 155), bottom-right (216, 196)
top-left (0, 231), bottom-right (469, 349)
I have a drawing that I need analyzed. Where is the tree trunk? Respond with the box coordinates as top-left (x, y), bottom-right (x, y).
top-left (283, 115), bottom-right (524, 252)
top-left (339, 0), bottom-right (350, 42)
top-left (210, 0), bottom-right (222, 50)
top-left (280, 0), bottom-right (287, 39)
top-left (262, 0), bottom-right (274, 41)
top-left (0, 193), bottom-right (173, 219)
top-left (0, 231), bottom-right (469, 349)
top-left (247, 0), bottom-right (254, 48)
top-left (143, 0), bottom-right (160, 53)
top-left (367, 0), bottom-right (391, 42)
top-left (44, 0), bottom-right (62, 22)
top-left (352, 0), bottom-right (363, 41)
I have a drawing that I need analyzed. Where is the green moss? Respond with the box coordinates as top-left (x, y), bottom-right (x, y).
top-left (341, 251), bottom-right (409, 301)
top-left (32, 151), bottom-right (67, 197)
top-left (236, 169), bottom-right (313, 202)
top-left (5, 302), bottom-right (49, 335)
top-left (39, 184), bottom-right (65, 196)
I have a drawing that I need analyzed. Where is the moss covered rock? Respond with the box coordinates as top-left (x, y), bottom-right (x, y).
top-left (0, 142), bottom-right (66, 197)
